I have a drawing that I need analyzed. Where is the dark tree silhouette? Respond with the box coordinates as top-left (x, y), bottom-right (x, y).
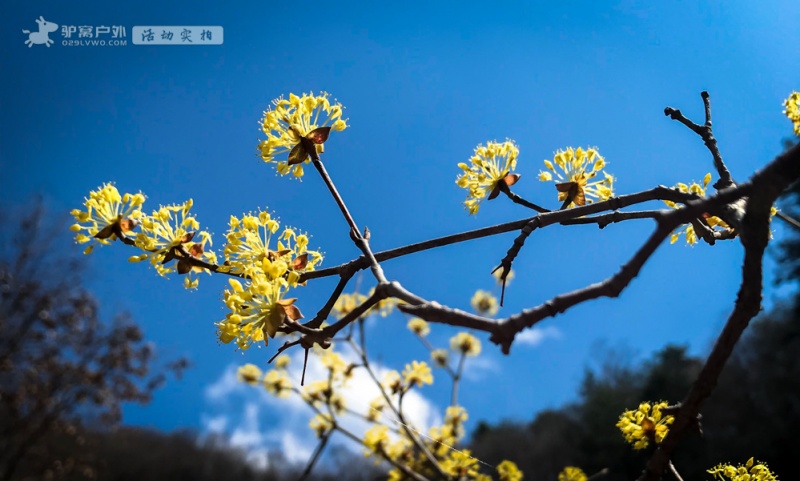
top-left (0, 202), bottom-right (187, 480)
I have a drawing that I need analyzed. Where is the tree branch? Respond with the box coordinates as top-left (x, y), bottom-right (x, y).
top-left (664, 91), bottom-right (734, 190)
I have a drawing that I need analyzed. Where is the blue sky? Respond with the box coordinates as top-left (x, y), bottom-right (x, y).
top-left (2, 0), bottom-right (799, 465)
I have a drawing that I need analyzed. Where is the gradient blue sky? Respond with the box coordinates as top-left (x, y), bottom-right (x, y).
top-left (2, 0), bottom-right (799, 462)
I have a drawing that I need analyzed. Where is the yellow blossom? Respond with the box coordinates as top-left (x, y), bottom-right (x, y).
top-left (784, 91), bottom-right (800, 136)
top-left (366, 287), bottom-right (401, 317)
top-left (444, 405), bottom-right (468, 440)
top-left (616, 401), bottom-right (674, 450)
top-left (498, 460), bottom-right (524, 481)
top-left (664, 174), bottom-right (732, 246)
top-left (440, 450), bottom-right (480, 478)
top-left (427, 424), bottom-right (457, 457)
top-left (309, 413), bottom-right (334, 438)
top-left (402, 360), bottom-right (433, 388)
top-left (471, 289), bottom-right (499, 316)
top-left (215, 274), bottom-right (302, 350)
top-left (366, 396), bottom-right (386, 422)
top-left (493, 268), bottom-right (514, 285)
top-left (384, 437), bottom-right (413, 462)
top-left (259, 92), bottom-right (348, 178)
top-left (262, 370), bottom-right (292, 398)
top-left (382, 370), bottom-right (403, 394)
top-left (274, 355), bottom-right (291, 369)
top-left (708, 457), bottom-right (778, 481)
top-left (407, 317), bottom-right (430, 336)
top-left (431, 348), bottom-right (449, 367)
top-left (222, 209), bottom-right (322, 280)
top-left (456, 140), bottom-right (520, 215)
top-left (558, 466), bottom-right (587, 481)
top-left (301, 380), bottom-right (333, 405)
top-left (332, 292), bottom-right (368, 318)
top-left (236, 364), bottom-right (262, 385)
top-left (450, 332), bottom-right (481, 357)
top-left (539, 146), bottom-right (614, 208)
top-left (133, 200), bottom-right (214, 286)
top-left (71, 183), bottom-right (145, 254)
top-left (321, 351), bottom-right (348, 376)
top-left (363, 425), bottom-right (390, 456)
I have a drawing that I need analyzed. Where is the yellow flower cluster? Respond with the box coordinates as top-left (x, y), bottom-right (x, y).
top-left (236, 359), bottom-right (293, 398)
top-left (784, 91), bottom-right (800, 136)
top-left (558, 466), bottom-right (587, 481)
top-left (471, 289), bottom-right (499, 317)
top-left (402, 360), bottom-right (433, 387)
top-left (616, 401), bottom-right (674, 450)
top-left (332, 288), bottom-right (401, 320)
top-left (664, 173), bottom-right (730, 245)
top-left (492, 268), bottom-right (514, 285)
top-left (450, 332), bottom-right (482, 357)
top-left (362, 425), bottom-right (390, 456)
top-left (708, 457), bottom-right (778, 481)
top-left (665, 173), bottom-right (778, 245)
top-left (259, 92), bottom-right (348, 178)
top-left (456, 140), bottom-right (520, 215)
top-left (236, 363), bottom-right (262, 385)
top-left (407, 317), bottom-right (430, 337)
top-left (70, 183), bottom-right (145, 254)
top-left (131, 200), bottom-right (216, 287)
top-left (215, 210), bottom-right (322, 350)
top-left (72, 184), bottom-right (214, 289)
top-left (539, 147), bottom-right (614, 208)
top-left (309, 413), bottom-right (334, 438)
top-left (497, 461), bottom-right (524, 481)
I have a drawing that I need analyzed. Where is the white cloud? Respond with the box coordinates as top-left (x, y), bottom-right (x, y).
top-left (515, 326), bottom-right (562, 347)
top-left (460, 355), bottom-right (499, 381)
top-left (200, 347), bottom-right (443, 469)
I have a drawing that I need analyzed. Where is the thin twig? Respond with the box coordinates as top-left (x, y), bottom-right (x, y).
top-left (452, 352), bottom-right (466, 407)
top-left (492, 188), bottom-right (702, 295)
top-left (347, 338), bottom-right (447, 477)
top-left (297, 434), bottom-right (329, 481)
top-left (309, 150), bottom-right (387, 284)
top-left (304, 271), bottom-right (354, 329)
top-left (776, 210), bottom-right (800, 230)
top-left (664, 91), bottom-right (734, 190)
top-left (303, 186), bottom-right (700, 282)
top-left (499, 184), bottom-right (550, 213)
top-left (560, 210), bottom-right (664, 228)
top-left (667, 461), bottom-right (685, 481)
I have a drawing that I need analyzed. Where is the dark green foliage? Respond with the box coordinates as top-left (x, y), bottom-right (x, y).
top-left (470, 318), bottom-right (799, 480)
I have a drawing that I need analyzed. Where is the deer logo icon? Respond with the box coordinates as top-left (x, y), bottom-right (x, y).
top-left (22, 16), bottom-right (59, 47)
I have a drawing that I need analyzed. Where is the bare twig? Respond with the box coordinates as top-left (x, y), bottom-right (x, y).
top-left (304, 270), bottom-right (355, 329)
top-left (303, 186), bottom-right (700, 283)
top-left (308, 146), bottom-right (387, 284)
top-left (776, 210), bottom-right (800, 230)
top-left (492, 187), bottom-right (702, 295)
top-left (499, 183), bottom-right (550, 213)
top-left (297, 434), bottom-right (329, 481)
top-left (664, 91), bottom-right (734, 190)
top-left (560, 210), bottom-right (664, 228)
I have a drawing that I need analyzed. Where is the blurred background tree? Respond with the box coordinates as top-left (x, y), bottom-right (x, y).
top-left (0, 201), bottom-right (188, 480)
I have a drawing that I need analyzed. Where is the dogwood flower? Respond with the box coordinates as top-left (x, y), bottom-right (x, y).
top-left (259, 92), bottom-right (348, 178)
top-left (784, 91), bottom-right (800, 136)
top-left (70, 183), bottom-right (145, 254)
top-left (456, 140), bottom-right (520, 214)
top-left (616, 401), bottom-right (674, 450)
top-left (539, 146), bottom-right (614, 208)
